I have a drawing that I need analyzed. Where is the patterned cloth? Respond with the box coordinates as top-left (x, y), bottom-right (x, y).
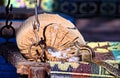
top-left (50, 42), bottom-right (120, 78)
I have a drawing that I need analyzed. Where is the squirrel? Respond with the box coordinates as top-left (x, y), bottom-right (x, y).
top-left (72, 43), bottom-right (120, 78)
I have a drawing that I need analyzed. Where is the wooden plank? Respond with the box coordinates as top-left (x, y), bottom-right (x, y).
top-left (29, 66), bottom-right (50, 78)
top-left (17, 61), bottom-right (50, 76)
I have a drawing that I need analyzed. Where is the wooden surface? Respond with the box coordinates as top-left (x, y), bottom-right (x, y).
top-left (17, 61), bottom-right (51, 78)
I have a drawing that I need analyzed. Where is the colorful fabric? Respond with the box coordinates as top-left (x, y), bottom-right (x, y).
top-left (87, 42), bottom-right (120, 61)
top-left (50, 42), bottom-right (120, 78)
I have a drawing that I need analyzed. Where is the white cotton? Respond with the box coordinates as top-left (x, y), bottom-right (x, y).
top-left (48, 49), bottom-right (54, 53)
top-left (52, 52), bottom-right (62, 57)
top-left (48, 49), bottom-right (66, 58)
top-left (65, 48), bottom-right (71, 52)
top-left (62, 53), bottom-right (67, 58)
top-left (68, 57), bottom-right (79, 62)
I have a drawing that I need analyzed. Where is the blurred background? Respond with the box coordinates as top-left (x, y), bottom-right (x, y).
top-left (0, 0), bottom-right (120, 42)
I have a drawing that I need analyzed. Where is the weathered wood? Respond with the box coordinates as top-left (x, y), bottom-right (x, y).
top-left (0, 43), bottom-right (51, 77)
top-left (29, 64), bottom-right (50, 78)
top-left (17, 61), bottom-right (50, 75)
top-left (0, 43), bottom-right (27, 67)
